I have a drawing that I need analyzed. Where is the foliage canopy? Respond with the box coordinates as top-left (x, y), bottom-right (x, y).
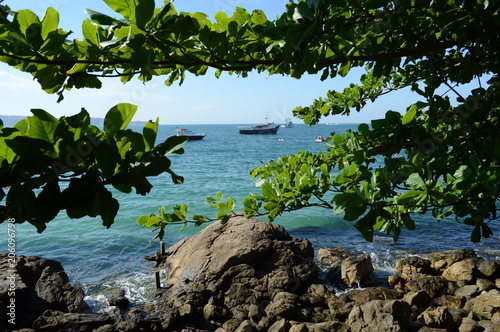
top-left (0, 0), bottom-right (498, 242)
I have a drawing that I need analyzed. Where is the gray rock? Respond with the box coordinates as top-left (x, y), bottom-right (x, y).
top-left (341, 254), bottom-right (374, 286)
top-left (235, 319), bottom-right (255, 332)
top-left (267, 318), bottom-right (288, 332)
top-left (477, 259), bottom-right (500, 279)
top-left (108, 289), bottom-right (130, 309)
top-left (346, 299), bottom-right (412, 331)
top-left (396, 256), bottom-right (433, 280)
top-left (405, 276), bottom-right (448, 298)
top-left (154, 216), bottom-right (318, 329)
top-left (32, 309), bottom-right (113, 332)
top-left (459, 313), bottom-right (484, 332)
top-left (442, 259), bottom-right (478, 283)
top-left (265, 291), bottom-right (299, 320)
top-left (403, 290), bottom-right (433, 308)
top-left (0, 254), bottom-right (90, 330)
top-left (317, 247), bottom-right (355, 268)
top-left (338, 286), bottom-right (401, 304)
top-left (476, 278), bottom-right (495, 292)
top-left (417, 306), bottom-right (456, 330)
top-left (472, 289), bottom-right (500, 320)
top-left (455, 285), bottom-right (480, 298)
top-left (328, 300), bottom-right (355, 320)
top-left (424, 250), bottom-right (477, 271)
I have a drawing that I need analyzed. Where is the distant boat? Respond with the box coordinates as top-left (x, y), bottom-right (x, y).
top-left (281, 117), bottom-right (293, 128)
top-left (171, 128), bottom-right (206, 140)
top-left (238, 117), bottom-right (280, 135)
top-left (315, 136), bottom-right (326, 142)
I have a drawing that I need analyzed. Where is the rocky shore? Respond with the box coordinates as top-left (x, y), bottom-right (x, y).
top-left (1, 216), bottom-right (499, 331)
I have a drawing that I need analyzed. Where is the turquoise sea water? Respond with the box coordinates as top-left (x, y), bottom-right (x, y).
top-left (3, 123), bottom-right (500, 309)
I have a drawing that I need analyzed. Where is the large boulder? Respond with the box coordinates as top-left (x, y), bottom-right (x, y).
top-left (341, 254), bottom-right (374, 287)
top-left (318, 247), bottom-right (375, 287)
top-left (346, 299), bottom-right (412, 332)
top-left (471, 289), bottom-right (500, 320)
top-left (154, 216), bottom-right (319, 330)
top-left (0, 254), bottom-right (90, 330)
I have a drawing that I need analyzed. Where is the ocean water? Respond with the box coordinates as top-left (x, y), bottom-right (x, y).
top-left (4, 123), bottom-right (500, 310)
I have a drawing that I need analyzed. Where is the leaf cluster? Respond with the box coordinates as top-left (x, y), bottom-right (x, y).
top-left (0, 103), bottom-right (187, 232)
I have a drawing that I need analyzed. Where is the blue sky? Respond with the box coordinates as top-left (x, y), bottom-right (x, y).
top-left (0, 0), bottom-right (480, 125)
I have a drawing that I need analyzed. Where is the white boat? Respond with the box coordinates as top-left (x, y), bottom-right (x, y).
top-left (238, 116), bottom-right (280, 135)
top-left (171, 128), bottom-right (206, 140)
top-left (281, 117), bottom-right (293, 128)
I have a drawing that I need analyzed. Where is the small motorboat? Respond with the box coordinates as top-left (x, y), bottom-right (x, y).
top-left (315, 136), bottom-right (325, 142)
top-left (238, 116), bottom-right (280, 135)
top-left (172, 128), bottom-right (206, 140)
top-left (281, 117), bottom-right (293, 128)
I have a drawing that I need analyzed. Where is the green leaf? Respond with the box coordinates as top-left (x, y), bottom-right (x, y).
top-left (100, 188), bottom-right (119, 228)
top-left (41, 7), bottom-right (59, 40)
top-left (143, 118), bottom-right (159, 151)
top-left (148, 2), bottom-right (173, 29)
top-left (261, 182), bottom-right (278, 200)
top-left (396, 190), bottom-right (421, 204)
top-left (133, 0), bottom-right (155, 29)
top-left (354, 216), bottom-right (374, 242)
top-left (333, 191), bottom-right (367, 221)
top-left (402, 104), bottom-right (418, 125)
top-left (406, 173), bottom-right (425, 190)
top-left (338, 61), bottom-right (351, 77)
top-left (5, 136), bottom-right (53, 157)
top-left (162, 136), bottom-right (188, 156)
top-left (471, 225), bottom-right (481, 243)
top-left (134, 157), bottom-right (172, 177)
top-left (103, 0), bottom-right (134, 21)
top-left (129, 173), bottom-right (152, 195)
top-left (251, 10), bottom-right (268, 26)
top-left (35, 180), bottom-right (61, 223)
top-left (15, 9), bottom-right (42, 49)
top-left (85, 8), bottom-right (125, 26)
top-left (103, 0), bottom-right (154, 29)
top-left (27, 109), bottom-right (59, 142)
top-left (103, 103), bottom-right (138, 135)
top-left (136, 214), bottom-right (151, 227)
top-left (82, 19), bottom-right (100, 45)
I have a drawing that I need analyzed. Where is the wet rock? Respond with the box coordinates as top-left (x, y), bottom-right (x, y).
top-left (341, 254), bottom-right (374, 287)
top-left (108, 289), bottom-right (130, 309)
top-left (317, 247), bottom-right (355, 268)
top-left (7, 221), bottom-right (500, 332)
